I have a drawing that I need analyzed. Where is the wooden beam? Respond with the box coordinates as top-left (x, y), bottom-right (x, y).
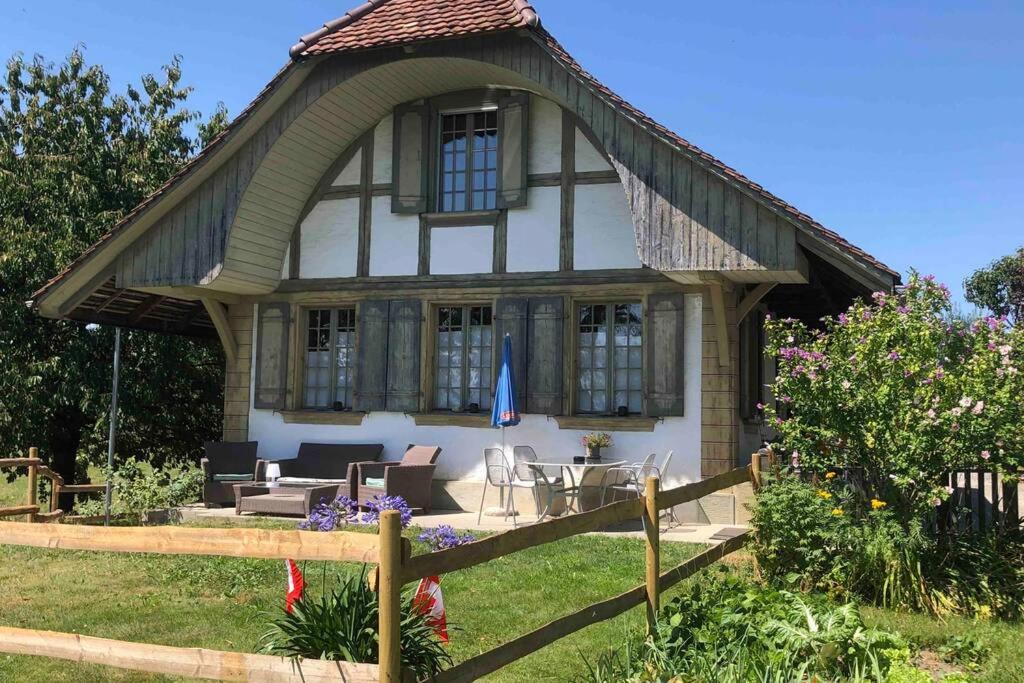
top-left (658, 465), bottom-right (752, 509)
top-left (707, 281), bottom-right (731, 367)
top-left (736, 283), bottom-right (776, 323)
top-left (403, 497), bottom-right (644, 581)
top-left (658, 531), bottom-right (750, 592)
top-left (0, 458), bottom-right (44, 468)
top-left (92, 290), bottom-right (125, 314)
top-left (0, 521), bottom-right (380, 563)
top-left (176, 300), bottom-right (206, 332)
top-left (55, 267), bottom-right (115, 317)
top-left (127, 295), bottom-right (166, 324)
top-left (201, 298), bottom-right (237, 363)
top-left (0, 505), bottom-right (40, 518)
top-left (0, 626), bottom-right (379, 682)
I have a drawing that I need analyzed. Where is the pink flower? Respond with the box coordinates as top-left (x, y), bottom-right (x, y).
top-left (842, 380), bottom-right (851, 390)
top-left (888, 351), bottom-right (901, 361)
top-left (981, 450), bottom-right (991, 460)
top-left (926, 409), bottom-right (936, 419)
top-left (838, 313), bottom-right (849, 325)
top-left (972, 401), bottom-right (984, 415)
top-left (950, 407), bottom-right (962, 417)
top-left (959, 396), bottom-right (973, 408)
top-left (755, 403), bottom-right (764, 411)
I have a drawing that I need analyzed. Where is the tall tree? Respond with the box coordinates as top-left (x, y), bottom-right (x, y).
top-left (0, 50), bottom-right (227, 505)
top-left (964, 247), bottom-right (1024, 325)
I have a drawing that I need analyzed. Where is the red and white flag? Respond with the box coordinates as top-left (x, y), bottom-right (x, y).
top-left (285, 559), bottom-right (304, 613)
top-left (413, 575), bottom-right (448, 644)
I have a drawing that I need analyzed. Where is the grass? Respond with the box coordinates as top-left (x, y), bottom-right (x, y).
top-left (0, 516), bottom-right (710, 682)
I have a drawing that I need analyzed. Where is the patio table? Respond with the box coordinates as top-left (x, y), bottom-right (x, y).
top-left (526, 460), bottom-right (626, 521)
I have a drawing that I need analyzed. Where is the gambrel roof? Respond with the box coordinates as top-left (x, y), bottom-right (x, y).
top-left (33, 0), bottom-right (896, 322)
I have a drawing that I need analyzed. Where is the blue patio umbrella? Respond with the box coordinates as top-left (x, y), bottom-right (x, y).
top-left (491, 334), bottom-right (521, 456)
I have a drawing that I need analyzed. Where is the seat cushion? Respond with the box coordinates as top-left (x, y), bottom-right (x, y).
top-left (277, 476), bottom-right (346, 485)
top-left (364, 477), bottom-right (386, 488)
top-left (211, 473), bottom-right (254, 482)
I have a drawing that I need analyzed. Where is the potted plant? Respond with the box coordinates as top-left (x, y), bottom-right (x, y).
top-left (581, 432), bottom-right (612, 460)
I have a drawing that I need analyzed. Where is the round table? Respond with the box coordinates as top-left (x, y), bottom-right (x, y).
top-left (526, 459), bottom-right (626, 521)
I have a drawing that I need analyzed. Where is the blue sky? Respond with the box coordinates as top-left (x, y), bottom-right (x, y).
top-left (2, 0), bottom-right (1021, 307)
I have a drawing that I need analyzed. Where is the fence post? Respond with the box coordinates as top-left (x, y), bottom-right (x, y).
top-left (26, 447), bottom-right (38, 523)
top-left (750, 451), bottom-right (762, 491)
top-left (378, 509), bottom-right (403, 683)
top-left (644, 475), bottom-right (660, 634)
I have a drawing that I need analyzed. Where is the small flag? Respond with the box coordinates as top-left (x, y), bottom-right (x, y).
top-left (413, 575), bottom-right (448, 644)
top-left (285, 559), bottom-right (304, 613)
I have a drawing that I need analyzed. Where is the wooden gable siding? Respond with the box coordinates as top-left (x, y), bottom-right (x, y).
top-left (114, 34), bottom-right (804, 294)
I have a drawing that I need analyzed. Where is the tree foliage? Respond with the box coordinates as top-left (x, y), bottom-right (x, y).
top-left (0, 49), bottom-right (227, 490)
top-left (762, 273), bottom-right (1024, 517)
top-left (964, 247), bottom-right (1024, 325)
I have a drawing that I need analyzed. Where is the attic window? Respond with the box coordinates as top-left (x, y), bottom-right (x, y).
top-left (438, 111), bottom-right (498, 212)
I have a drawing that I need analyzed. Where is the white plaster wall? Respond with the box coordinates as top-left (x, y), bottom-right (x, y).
top-left (248, 295), bottom-right (703, 489)
top-left (529, 96), bottom-right (562, 175)
top-left (299, 199), bottom-right (360, 278)
top-left (372, 115), bottom-right (393, 184)
top-left (505, 186), bottom-right (560, 272)
top-left (575, 127), bottom-right (613, 172)
top-left (430, 225), bottom-right (492, 274)
top-left (332, 149), bottom-right (362, 186)
top-left (573, 184), bottom-right (642, 270)
top-left (369, 196), bottom-right (419, 276)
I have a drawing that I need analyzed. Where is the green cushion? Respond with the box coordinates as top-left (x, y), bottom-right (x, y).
top-left (212, 473), bottom-right (253, 482)
top-left (364, 477), bottom-right (386, 488)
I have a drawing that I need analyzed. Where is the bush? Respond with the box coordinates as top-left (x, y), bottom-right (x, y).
top-left (259, 566), bottom-right (451, 678)
top-left (106, 458), bottom-right (203, 522)
top-left (576, 575), bottom-right (912, 682)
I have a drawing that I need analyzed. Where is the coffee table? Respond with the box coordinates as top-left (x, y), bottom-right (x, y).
top-left (233, 482), bottom-right (340, 517)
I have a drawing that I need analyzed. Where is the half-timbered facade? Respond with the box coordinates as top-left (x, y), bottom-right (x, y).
top-left (32, 0), bottom-right (897, 520)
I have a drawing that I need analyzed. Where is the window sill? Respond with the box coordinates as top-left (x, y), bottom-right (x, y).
top-left (279, 411), bottom-right (367, 426)
top-left (422, 210), bottom-right (501, 227)
top-left (552, 415), bottom-right (659, 433)
top-left (411, 413), bottom-right (493, 428)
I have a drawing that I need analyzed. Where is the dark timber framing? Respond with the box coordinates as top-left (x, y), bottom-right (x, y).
top-left (559, 109), bottom-right (575, 272)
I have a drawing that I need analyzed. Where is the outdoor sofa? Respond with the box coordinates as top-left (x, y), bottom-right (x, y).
top-left (352, 445), bottom-right (442, 513)
top-left (201, 441), bottom-right (263, 507)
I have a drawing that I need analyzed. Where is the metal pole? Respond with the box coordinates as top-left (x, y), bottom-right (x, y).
top-left (104, 327), bottom-right (122, 527)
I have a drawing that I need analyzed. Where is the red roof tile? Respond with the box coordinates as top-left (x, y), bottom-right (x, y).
top-left (293, 0), bottom-right (538, 58)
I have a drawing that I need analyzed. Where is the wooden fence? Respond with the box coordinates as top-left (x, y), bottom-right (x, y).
top-left (0, 458), bottom-right (761, 682)
top-left (0, 448), bottom-right (106, 523)
top-left (939, 470), bottom-right (1022, 533)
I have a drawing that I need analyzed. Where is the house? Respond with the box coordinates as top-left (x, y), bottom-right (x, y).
top-left (31, 0), bottom-right (897, 522)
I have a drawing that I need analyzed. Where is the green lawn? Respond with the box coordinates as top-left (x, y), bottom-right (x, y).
top-left (0, 517), bottom-right (707, 682)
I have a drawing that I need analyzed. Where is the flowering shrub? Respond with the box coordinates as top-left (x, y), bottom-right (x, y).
top-left (763, 272), bottom-right (1024, 517)
top-left (417, 525), bottom-right (476, 551)
top-left (300, 495), bottom-right (358, 532)
top-left (362, 495), bottom-right (413, 529)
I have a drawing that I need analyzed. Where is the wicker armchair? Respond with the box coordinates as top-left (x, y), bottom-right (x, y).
top-left (201, 441), bottom-right (262, 507)
top-left (353, 445), bottom-right (442, 513)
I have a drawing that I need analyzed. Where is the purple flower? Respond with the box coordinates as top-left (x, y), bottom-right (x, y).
top-left (300, 495), bottom-right (359, 532)
top-left (896, 306), bottom-right (911, 314)
top-left (418, 525), bottom-right (476, 551)
top-left (837, 313), bottom-right (849, 325)
top-left (862, 311), bottom-right (873, 321)
top-left (888, 351), bottom-right (901, 361)
top-left (981, 450), bottom-right (991, 460)
top-left (363, 495), bottom-right (413, 529)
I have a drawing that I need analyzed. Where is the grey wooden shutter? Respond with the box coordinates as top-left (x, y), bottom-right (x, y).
top-left (391, 103), bottom-right (430, 214)
top-left (253, 303), bottom-right (290, 410)
top-left (645, 292), bottom-right (686, 417)
top-left (354, 300), bottom-right (390, 411)
top-left (385, 299), bottom-right (422, 412)
top-left (496, 93), bottom-right (529, 209)
top-left (526, 297), bottom-right (564, 414)
top-left (493, 297), bottom-right (528, 410)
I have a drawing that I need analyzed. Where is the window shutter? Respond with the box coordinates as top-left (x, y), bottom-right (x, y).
top-left (354, 299), bottom-right (390, 411)
top-left (391, 103), bottom-right (430, 214)
top-left (496, 93), bottom-right (529, 209)
top-left (645, 292), bottom-right (686, 417)
top-left (253, 303), bottom-right (290, 410)
top-left (493, 297), bottom-right (528, 410)
top-left (526, 297), bottom-right (564, 414)
top-left (385, 299), bottom-right (422, 412)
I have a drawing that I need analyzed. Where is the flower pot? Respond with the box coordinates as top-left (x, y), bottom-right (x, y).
top-left (585, 446), bottom-right (602, 460)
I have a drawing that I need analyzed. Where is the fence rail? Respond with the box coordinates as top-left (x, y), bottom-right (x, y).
top-left (0, 448), bottom-right (109, 523)
top-left (0, 449), bottom-right (760, 683)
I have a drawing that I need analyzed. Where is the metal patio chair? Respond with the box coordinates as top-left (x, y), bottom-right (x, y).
top-left (598, 452), bottom-right (658, 507)
top-left (512, 446), bottom-right (578, 521)
top-left (478, 448), bottom-right (517, 525)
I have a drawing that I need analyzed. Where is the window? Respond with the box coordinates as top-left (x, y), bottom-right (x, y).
top-left (435, 305), bottom-right (493, 411)
top-left (438, 111), bottom-right (498, 212)
top-left (304, 308), bottom-right (356, 409)
top-left (577, 303), bottom-right (643, 415)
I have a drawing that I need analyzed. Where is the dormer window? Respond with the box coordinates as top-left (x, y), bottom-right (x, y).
top-left (438, 110), bottom-right (498, 212)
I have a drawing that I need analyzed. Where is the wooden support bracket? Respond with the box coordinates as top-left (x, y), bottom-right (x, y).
top-left (201, 298), bottom-right (237, 363)
top-left (707, 281), bottom-right (731, 368)
top-left (737, 283), bottom-right (776, 323)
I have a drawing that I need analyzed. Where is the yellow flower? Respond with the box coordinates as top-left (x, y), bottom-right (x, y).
top-left (825, 471), bottom-right (837, 480)
top-left (870, 499), bottom-right (887, 510)
top-left (817, 490), bottom-right (832, 500)
top-left (831, 508), bottom-right (844, 516)
top-left (977, 605), bottom-right (993, 620)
